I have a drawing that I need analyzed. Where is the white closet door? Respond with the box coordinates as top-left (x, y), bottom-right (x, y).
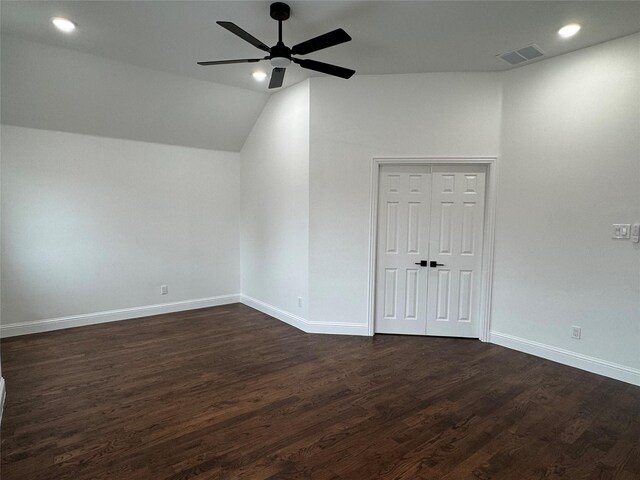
top-left (375, 165), bottom-right (431, 335)
top-left (426, 166), bottom-right (486, 337)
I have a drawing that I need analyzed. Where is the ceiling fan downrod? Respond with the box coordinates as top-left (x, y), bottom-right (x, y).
top-left (270, 2), bottom-right (290, 42)
top-left (270, 2), bottom-right (292, 68)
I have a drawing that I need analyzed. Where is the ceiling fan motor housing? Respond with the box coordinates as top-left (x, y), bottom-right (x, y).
top-left (270, 2), bottom-right (291, 21)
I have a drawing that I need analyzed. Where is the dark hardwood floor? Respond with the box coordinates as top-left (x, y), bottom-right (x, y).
top-left (1, 303), bottom-right (639, 479)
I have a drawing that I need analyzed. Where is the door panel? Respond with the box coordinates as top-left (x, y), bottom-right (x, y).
top-left (426, 166), bottom-right (486, 337)
top-left (375, 165), bottom-right (431, 335)
top-left (435, 269), bottom-right (451, 320)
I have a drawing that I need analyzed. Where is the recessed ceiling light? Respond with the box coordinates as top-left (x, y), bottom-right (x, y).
top-left (51, 17), bottom-right (77, 33)
top-left (558, 23), bottom-right (581, 38)
top-left (252, 71), bottom-right (267, 82)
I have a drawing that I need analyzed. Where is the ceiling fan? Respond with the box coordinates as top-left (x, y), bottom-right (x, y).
top-left (198, 2), bottom-right (355, 89)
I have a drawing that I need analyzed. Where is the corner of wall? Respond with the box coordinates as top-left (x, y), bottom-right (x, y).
top-left (239, 78), bottom-right (311, 323)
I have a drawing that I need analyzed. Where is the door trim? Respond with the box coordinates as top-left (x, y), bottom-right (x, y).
top-left (367, 157), bottom-right (498, 341)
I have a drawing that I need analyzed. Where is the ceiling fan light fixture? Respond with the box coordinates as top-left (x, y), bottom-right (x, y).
top-left (252, 71), bottom-right (268, 81)
top-left (270, 56), bottom-right (291, 68)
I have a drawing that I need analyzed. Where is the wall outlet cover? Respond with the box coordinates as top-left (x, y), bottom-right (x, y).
top-left (571, 326), bottom-right (582, 339)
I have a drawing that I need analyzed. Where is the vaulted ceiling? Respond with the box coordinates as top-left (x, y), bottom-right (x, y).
top-left (2, 1), bottom-right (639, 92)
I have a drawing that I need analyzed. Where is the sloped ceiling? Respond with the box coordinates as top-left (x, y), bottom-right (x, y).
top-left (0, 35), bottom-right (269, 151)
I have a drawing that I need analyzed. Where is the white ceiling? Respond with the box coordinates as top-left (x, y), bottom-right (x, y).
top-left (2, 1), bottom-right (639, 92)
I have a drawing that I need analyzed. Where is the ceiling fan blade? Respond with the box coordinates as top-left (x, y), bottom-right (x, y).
top-left (293, 58), bottom-right (355, 79)
top-left (217, 21), bottom-right (270, 52)
top-left (197, 58), bottom-right (264, 66)
top-left (269, 67), bottom-right (286, 89)
top-left (291, 28), bottom-right (351, 56)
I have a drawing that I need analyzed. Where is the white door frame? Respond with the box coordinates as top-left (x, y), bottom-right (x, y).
top-left (367, 157), bottom-right (499, 341)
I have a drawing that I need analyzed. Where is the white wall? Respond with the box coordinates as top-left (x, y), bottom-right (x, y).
top-left (240, 81), bottom-right (309, 320)
top-left (308, 74), bottom-right (502, 332)
top-left (1, 126), bottom-right (240, 331)
top-left (492, 34), bottom-right (640, 371)
top-left (0, 35), bottom-right (268, 152)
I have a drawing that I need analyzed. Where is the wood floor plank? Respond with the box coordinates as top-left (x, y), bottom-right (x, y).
top-left (1, 303), bottom-right (639, 479)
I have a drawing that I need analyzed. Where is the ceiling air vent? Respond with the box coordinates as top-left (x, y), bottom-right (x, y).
top-left (497, 44), bottom-right (544, 66)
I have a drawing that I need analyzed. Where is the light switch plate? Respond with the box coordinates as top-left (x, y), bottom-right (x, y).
top-left (632, 224), bottom-right (640, 243)
top-left (613, 224), bottom-right (631, 239)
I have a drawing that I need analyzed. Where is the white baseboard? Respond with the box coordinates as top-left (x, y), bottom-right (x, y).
top-left (0, 294), bottom-right (241, 338)
top-left (240, 295), bottom-right (369, 336)
top-left (0, 377), bottom-right (5, 425)
top-left (303, 319), bottom-right (370, 336)
top-left (240, 295), bottom-right (308, 332)
top-left (490, 331), bottom-right (640, 386)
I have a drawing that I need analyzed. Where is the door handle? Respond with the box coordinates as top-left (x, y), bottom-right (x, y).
top-left (414, 260), bottom-right (445, 267)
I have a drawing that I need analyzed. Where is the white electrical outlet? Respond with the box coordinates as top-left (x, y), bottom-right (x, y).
top-left (297, 297), bottom-right (303, 308)
top-left (571, 326), bottom-right (581, 339)
top-left (160, 285), bottom-right (168, 295)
